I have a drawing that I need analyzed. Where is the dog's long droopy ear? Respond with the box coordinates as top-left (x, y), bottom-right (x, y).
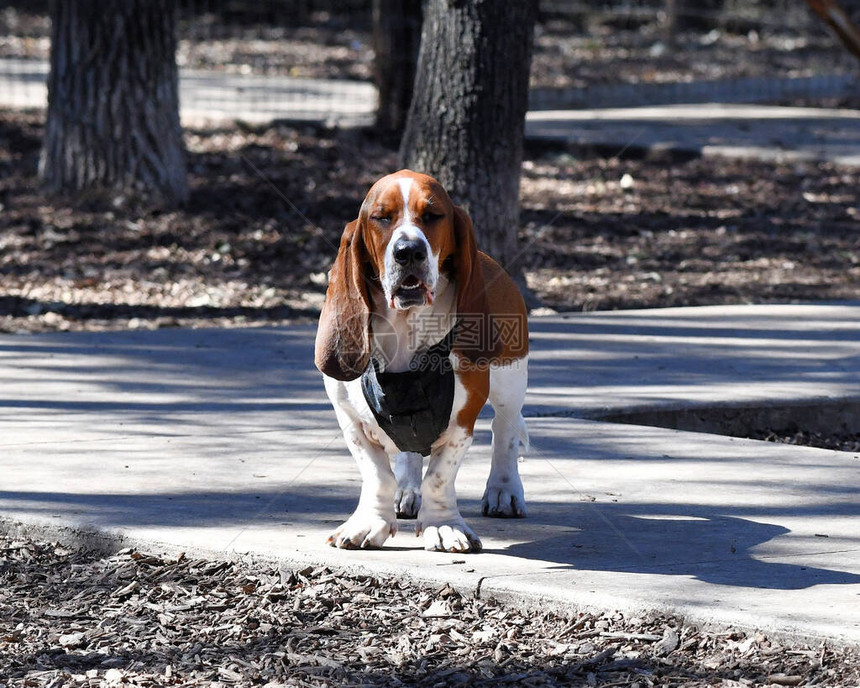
top-left (314, 219), bottom-right (372, 380)
top-left (452, 206), bottom-right (499, 365)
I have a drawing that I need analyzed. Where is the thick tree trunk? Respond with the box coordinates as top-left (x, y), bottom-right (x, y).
top-left (399, 0), bottom-right (537, 275)
top-left (40, 0), bottom-right (187, 205)
top-left (373, 0), bottom-right (422, 134)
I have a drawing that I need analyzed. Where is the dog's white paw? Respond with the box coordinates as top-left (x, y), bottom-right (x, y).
top-left (417, 519), bottom-right (482, 553)
top-left (328, 512), bottom-right (397, 549)
top-left (481, 480), bottom-right (527, 519)
top-left (394, 486), bottom-right (421, 519)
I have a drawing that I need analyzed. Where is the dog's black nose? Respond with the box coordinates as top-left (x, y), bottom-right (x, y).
top-left (392, 239), bottom-right (427, 265)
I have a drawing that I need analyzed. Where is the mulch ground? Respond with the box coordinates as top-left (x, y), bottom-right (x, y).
top-left (2, 4), bottom-right (857, 89)
top-left (747, 429), bottom-right (860, 453)
top-left (2, 7), bottom-right (859, 330)
top-left (2, 109), bottom-right (858, 335)
top-left (2, 536), bottom-right (859, 688)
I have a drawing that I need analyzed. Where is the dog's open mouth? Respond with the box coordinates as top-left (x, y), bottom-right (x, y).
top-left (400, 275), bottom-right (421, 290)
top-left (391, 274), bottom-right (434, 308)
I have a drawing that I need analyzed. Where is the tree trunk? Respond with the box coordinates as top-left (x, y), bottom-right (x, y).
top-left (40, 0), bottom-right (187, 205)
top-left (373, 0), bottom-right (422, 134)
top-left (399, 0), bottom-right (537, 276)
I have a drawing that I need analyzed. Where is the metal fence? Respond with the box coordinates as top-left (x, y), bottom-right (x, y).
top-left (0, 0), bottom-right (857, 127)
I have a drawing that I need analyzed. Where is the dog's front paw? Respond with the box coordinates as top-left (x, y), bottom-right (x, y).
top-left (394, 486), bottom-right (421, 519)
top-left (328, 512), bottom-right (397, 549)
top-left (481, 480), bottom-right (527, 519)
top-left (417, 518), bottom-right (482, 553)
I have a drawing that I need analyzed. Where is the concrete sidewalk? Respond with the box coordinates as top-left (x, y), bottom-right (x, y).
top-left (1, 303), bottom-right (859, 645)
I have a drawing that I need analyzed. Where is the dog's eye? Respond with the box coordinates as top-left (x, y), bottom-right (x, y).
top-left (421, 211), bottom-right (442, 224)
top-left (371, 215), bottom-right (392, 225)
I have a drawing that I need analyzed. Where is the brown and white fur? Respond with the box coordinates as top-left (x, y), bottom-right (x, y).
top-left (315, 170), bottom-right (529, 553)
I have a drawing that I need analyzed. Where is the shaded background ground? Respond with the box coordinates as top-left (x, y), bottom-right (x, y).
top-left (3, 1), bottom-right (860, 87)
top-left (2, 1), bottom-right (859, 334)
top-left (1, 108), bottom-right (859, 335)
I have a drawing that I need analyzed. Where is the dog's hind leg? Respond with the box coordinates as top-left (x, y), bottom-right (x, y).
top-left (483, 357), bottom-right (529, 518)
top-left (394, 451), bottom-right (423, 518)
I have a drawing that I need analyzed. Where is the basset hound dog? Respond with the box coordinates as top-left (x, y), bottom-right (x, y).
top-left (315, 170), bottom-right (529, 553)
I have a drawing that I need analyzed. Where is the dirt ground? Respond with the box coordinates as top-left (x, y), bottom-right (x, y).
top-left (2, 3), bottom-right (858, 333)
top-left (1, 108), bottom-right (858, 336)
top-left (3, 536), bottom-right (860, 688)
top-left (2, 3), bottom-right (857, 88)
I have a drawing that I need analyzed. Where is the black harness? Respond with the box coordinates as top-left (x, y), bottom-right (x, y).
top-left (360, 327), bottom-right (456, 456)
